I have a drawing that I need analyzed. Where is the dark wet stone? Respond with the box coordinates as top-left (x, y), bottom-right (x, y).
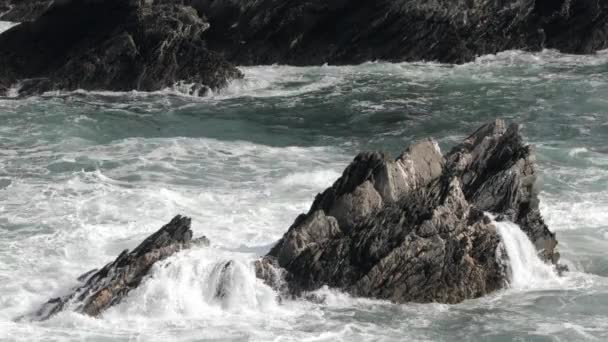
top-left (264, 120), bottom-right (562, 304)
top-left (0, 0), bottom-right (242, 97)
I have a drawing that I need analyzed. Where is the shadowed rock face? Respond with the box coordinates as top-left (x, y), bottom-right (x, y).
top-left (0, 0), bottom-right (53, 22)
top-left (1, 0), bottom-right (607, 94)
top-left (266, 120), bottom-right (560, 303)
top-left (0, 0), bottom-right (242, 97)
top-left (195, 0), bottom-right (608, 65)
top-left (30, 215), bottom-right (209, 321)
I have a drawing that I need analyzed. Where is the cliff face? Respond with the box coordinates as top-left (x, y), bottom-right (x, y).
top-left (264, 120), bottom-right (560, 303)
top-left (0, 0), bottom-right (607, 95)
top-left (196, 0), bottom-right (608, 65)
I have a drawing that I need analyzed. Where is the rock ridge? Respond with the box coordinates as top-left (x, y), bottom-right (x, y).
top-left (264, 119), bottom-right (560, 303)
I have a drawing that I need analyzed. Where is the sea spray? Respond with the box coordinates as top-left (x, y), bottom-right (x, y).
top-left (494, 219), bottom-right (561, 289)
top-left (104, 248), bottom-right (280, 319)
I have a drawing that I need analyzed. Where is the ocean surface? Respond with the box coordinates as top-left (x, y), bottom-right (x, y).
top-left (2, 21), bottom-right (608, 342)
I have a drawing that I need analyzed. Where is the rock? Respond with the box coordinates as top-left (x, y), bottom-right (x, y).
top-left (0, 0), bottom-right (52, 22)
top-left (0, 0), bottom-right (242, 97)
top-left (196, 0), bottom-right (608, 65)
top-left (265, 120), bottom-right (561, 303)
top-left (2, 0), bottom-right (607, 94)
top-left (29, 215), bottom-right (206, 320)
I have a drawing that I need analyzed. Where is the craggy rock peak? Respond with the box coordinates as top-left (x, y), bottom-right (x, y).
top-left (30, 215), bottom-right (209, 321)
top-left (198, 0), bottom-right (608, 65)
top-left (0, 0), bottom-right (52, 22)
top-left (0, 0), bottom-right (242, 97)
top-left (265, 120), bottom-right (560, 303)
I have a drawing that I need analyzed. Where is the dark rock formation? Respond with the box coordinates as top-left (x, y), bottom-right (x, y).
top-left (265, 120), bottom-right (560, 303)
top-left (196, 0), bottom-right (608, 65)
top-left (0, 0), bottom-right (242, 97)
top-left (29, 215), bottom-right (208, 320)
top-left (0, 0), bottom-right (52, 22)
top-left (1, 0), bottom-right (607, 94)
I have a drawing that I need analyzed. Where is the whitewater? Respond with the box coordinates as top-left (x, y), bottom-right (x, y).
top-left (2, 20), bottom-right (608, 340)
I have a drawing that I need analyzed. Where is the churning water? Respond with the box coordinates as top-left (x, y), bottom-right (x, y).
top-left (1, 24), bottom-right (608, 340)
top-left (494, 219), bottom-right (562, 290)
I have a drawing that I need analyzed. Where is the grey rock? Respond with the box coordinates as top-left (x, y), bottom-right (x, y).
top-left (265, 120), bottom-right (561, 303)
top-left (29, 215), bottom-right (205, 320)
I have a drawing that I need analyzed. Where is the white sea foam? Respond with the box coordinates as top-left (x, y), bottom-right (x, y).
top-left (0, 21), bottom-right (17, 34)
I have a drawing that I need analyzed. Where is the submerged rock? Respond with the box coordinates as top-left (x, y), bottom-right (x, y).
top-left (265, 120), bottom-right (561, 303)
top-left (30, 215), bottom-right (208, 320)
top-left (197, 0), bottom-right (608, 65)
top-left (0, 0), bottom-right (242, 97)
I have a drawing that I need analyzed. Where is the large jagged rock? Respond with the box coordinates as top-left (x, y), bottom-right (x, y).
top-left (30, 215), bottom-right (209, 320)
top-left (195, 0), bottom-right (608, 65)
top-left (265, 120), bottom-right (560, 303)
top-left (0, 0), bottom-right (242, 97)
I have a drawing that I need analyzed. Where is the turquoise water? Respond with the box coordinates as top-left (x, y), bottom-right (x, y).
top-left (1, 49), bottom-right (608, 341)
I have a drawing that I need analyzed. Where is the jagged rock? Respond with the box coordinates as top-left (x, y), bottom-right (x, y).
top-left (0, 0), bottom-right (52, 22)
top-left (265, 120), bottom-right (560, 303)
top-left (30, 215), bottom-right (206, 320)
top-left (0, 0), bottom-right (242, 97)
top-left (196, 0), bottom-right (608, 65)
top-left (2, 0), bottom-right (607, 94)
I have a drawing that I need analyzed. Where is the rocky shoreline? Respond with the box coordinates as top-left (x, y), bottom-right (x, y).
top-left (29, 120), bottom-right (563, 319)
top-left (1, 0), bottom-right (607, 96)
top-left (0, 0), bottom-right (242, 97)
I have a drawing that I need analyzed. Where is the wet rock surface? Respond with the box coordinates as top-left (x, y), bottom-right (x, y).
top-left (266, 120), bottom-right (560, 303)
top-left (30, 215), bottom-right (207, 320)
top-left (197, 0), bottom-right (608, 65)
top-left (0, 0), bottom-right (242, 97)
top-left (1, 0), bottom-right (607, 94)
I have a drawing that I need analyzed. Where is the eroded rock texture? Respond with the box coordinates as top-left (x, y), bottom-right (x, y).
top-left (0, 0), bottom-right (242, 97)
top-left (266, 119), bottom-right (560, 303)
top-left (31, 215), bottom-right (208, 320)
top-left (196, 0), bottom-right (608, 65)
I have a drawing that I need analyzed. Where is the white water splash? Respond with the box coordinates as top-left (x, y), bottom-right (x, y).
top-left (104, 248), bottom-right (280, 319)
top-left (494, 220), bottom-right (561, 289)
top-left (0, 21), bottom-right (17, 34)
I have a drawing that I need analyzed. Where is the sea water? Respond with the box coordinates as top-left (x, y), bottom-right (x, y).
top-left (1, 28), bottom-right (608, 340)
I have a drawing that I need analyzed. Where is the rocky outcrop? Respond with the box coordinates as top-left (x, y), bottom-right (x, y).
top-left (29, 215), bottom-right (208, 321)
top-left (265, 120), bottom-right (560, 303)
top-left (0, 0), bottom-right (52, 22)
top-left (1, 0), bottom-right (607, 94)
top-left (197, 0), bottom-right (608, 65)
top-left (0, 0), bottom-right (242, 97)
